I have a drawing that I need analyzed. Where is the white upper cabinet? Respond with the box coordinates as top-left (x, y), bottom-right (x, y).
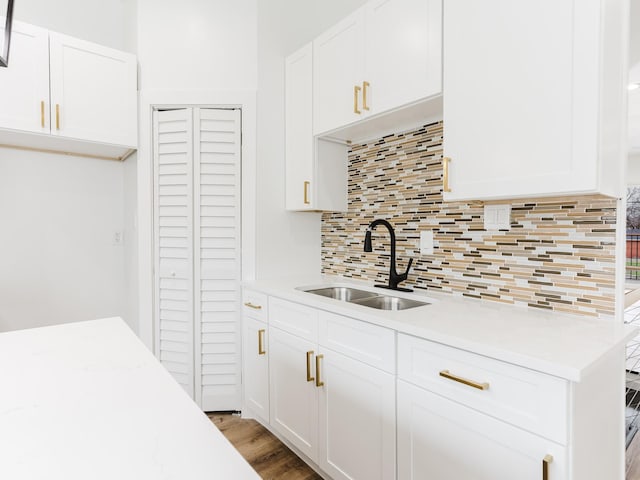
top-left (0, 22), bottom-right (137, 160)
top-left (49, 33), bottom-right (137, 148)
top-left (365, 0), bottom-right (441, 116)
top-left (0, 22), bottom-right (49, 134)
top-left (313, 9), bottom-right (366, 136)
top-left (285, 43), bottom-right (315, 211)
top-left (313, 0), bottom-right (442, 138)
top-left (442, 0), bottom-right (626, 201)
top-left (285, 43), bottom-right (348, 212)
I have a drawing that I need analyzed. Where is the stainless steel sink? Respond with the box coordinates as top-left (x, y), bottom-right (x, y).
top-left (299, 285), bottom-right (430, 311)
top-left (303, 286), bottom-right (376, 302)
top-left (350, 295), bottom-right (430, 311)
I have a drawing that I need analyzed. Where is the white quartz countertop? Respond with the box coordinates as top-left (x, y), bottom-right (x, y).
top-left (0, 318), bottom-right (259, 480)
top-left (246, 276), bottom-right (637, 382)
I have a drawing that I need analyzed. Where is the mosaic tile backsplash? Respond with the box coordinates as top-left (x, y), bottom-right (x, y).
top-left (321, 121), bottom-right (617, 317)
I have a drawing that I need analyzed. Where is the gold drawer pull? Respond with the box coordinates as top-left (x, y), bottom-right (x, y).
top-left (543, 454), bottom-right (553, 480)
top-left (257, 329), bottom-right (266, 355)
top-left (244, 302), bottom-right (262, 310)
top-left (443, 157), bottom-right (451, 193)
top-left (354, 85), bottom-right (362, 114)
top-left (316, 354), bottom-right (324, 387)
top-left (55, 104), bottom-right (60, 130)
top-left (40, 101), bottom-right (45, 128)
top-left (303, 181), bottom-right (310, 205)
top-left (439, 369), bottom-right (489, 391)
top-left (362, 81), bottom-right (370, 111)
top-left (306, 351), bottom-right (315, 382)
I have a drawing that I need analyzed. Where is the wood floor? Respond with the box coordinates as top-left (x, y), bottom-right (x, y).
top-left (208, 413), bottom-right (322, 480)
top-left (212, 411), bottom-right (640, 479)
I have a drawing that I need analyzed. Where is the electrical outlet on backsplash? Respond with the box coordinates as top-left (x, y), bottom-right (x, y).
top-left (321, 121), bottom-right (616, 318)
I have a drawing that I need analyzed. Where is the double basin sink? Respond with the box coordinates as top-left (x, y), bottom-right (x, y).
top-left (299, 286), bottom-right (430, 311)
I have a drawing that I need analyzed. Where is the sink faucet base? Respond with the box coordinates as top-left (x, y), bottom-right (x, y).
top-left (374, 284), bottom-right (413, 293)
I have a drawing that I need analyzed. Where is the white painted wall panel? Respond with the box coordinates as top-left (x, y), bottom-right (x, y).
top-left (137, 0), bottom-right (257, 91)
top-left (0, 148), bottom-right (126, 332)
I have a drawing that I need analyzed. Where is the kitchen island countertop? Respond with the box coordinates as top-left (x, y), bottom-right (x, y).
top-left (0, 317), bottom-right (259, 480)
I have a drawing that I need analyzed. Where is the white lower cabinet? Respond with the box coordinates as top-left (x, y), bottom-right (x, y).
top-left (244, 292), bottom-right (623, 480)
top-left (269, 326), bottom-right (319, 460)
top-left (318, 349), bottom-right (395, 480)
top-left (242, 316), bottom-right (269, 423)
top-left (242, 290), bottom-right (269, 422)
top-left (266, 298), bottom-right (396, 480)
top-left (397, 380), bottom-right (566, 480)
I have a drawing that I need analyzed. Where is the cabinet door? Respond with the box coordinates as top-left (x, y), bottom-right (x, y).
top-left (318, 349), bottom-right (396, 480)
top-left (443, 0), bottom-right (600, 201)
top-left (243, 316), bottom-right (269, 423)
top-left (269, 327), bottom-right (319, 461)
top-left (313, 8), bottom-right (366, 135)
top-left (49, 32), bottom-right (137, 147)
top-left (0, 21), bottom-right (49, 134)
top-left (397, 380), bottom-right (566, 480)
top-left (365, 0), bottom-right (441, 114)
top-left (285, 43), bottom-right (314, 211)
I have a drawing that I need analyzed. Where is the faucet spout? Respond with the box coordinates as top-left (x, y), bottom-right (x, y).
top-left (364, 219), bottom-right (413, 292)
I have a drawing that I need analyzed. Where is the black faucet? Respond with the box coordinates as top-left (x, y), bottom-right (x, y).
top-left (364, 219), bottom-right (413, 292)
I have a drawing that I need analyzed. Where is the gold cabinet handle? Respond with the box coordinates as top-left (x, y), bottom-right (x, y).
top-left (354, 85), bottom-right (362, 114)
top-left (315, 354), bottom-right (324, 387)
top-left (439, 370), bottom-right (489, 391)
top-left (443, 157), bottom-right (451, 193)
top-left (40, 101), bottom-right (45, 128)
top-left (55, 104), bottom-right (60, 130)
top-left (258, 329), bottom-right (266, 355)
top-left (543, 454), bottom-right (553, 480)
top-left (306, 351), bottom-right (315, 382)
top-left (303, 181), bottom-right (310, 205)
top-left (362, 81), bottom-right (370, 111)
top-left (244, 302), bottom-right (262, 310)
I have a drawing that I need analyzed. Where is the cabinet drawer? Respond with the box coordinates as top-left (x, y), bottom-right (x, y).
top-left (397, 334), bottom-right (568, 444)
top-left (269, 297), bottom-right (318, 342)
top-left (319, 311), bottom-right (395, 374)
top-left (242, 289), bottom-right (268, 322)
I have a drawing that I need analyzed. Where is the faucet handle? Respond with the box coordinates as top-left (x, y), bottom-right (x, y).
top-left (402, 258), bottom-right (413, 279)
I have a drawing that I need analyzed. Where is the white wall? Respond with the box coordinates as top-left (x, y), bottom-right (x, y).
top-left (255, 0), bottom-right (368, 279)
top-left (137, 0), bottom-right (257, 90)
top-left (135, 0), bottom-right (259, 346)
top-left (123, 155), bottom-right (138, 329)
top-left (631, 0), bottom-right (640, 69)
top-left (0, 0), bottom-right (137, 332)
top-left (0, 148), bottom-right (126, 332)
top-left (13, 0), bottom-right (137, 52)
top-left (630, 0), bottom-right (640, 152)
top-left (134, 0), bottom-right (367, 346)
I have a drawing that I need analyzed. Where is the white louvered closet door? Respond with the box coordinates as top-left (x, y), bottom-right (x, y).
top-left (154, 107), bottom-right (242, 411)
top-left (153, 108), bottom-right (195, 397)
top-left (194, 108), bottom-right (242, 411)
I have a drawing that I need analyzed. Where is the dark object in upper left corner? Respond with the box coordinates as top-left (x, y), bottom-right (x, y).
top-left (0, 0), bottom-right (14, 67)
